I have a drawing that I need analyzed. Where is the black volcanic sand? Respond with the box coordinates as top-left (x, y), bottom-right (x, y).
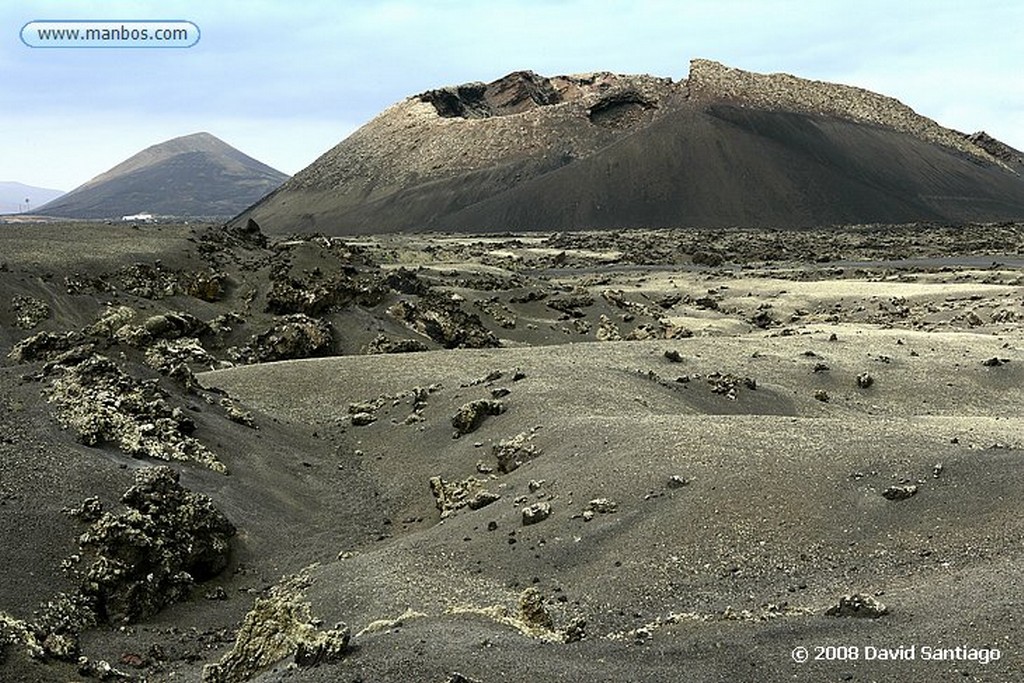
top-left (1, 221), bottom-right (1022, 682)
top-left (422, 107), bottom-right (1024, 232)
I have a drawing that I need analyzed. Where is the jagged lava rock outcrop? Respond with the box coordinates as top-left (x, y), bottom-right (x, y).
top-left (234, 60), bottom-right (1024, 234)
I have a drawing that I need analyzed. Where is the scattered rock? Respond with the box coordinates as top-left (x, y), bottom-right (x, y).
top-left (750, 309), bottom-right (777, 329)
top-left (382, 267), bottom-right (430, 296)
top-left (517, 587), bottom-right (554, 631)
top-left (233, 218), bottom-right (268, 248)
top-left (62, 497), bottom-right (104, 523)
top-left (563, 616), bottom-right (587, 643)
top-left (981, 357), bottom-right (1010, 367)
top-left (451, 399), bottom-right (506, 437)
top-left (293, 624), bottom-right (351, 667)
top-left (667, 475), bottom-right (689, 489)
top-left (11, 295), bottom-right (51, 329)
top-left (655, 294), bottom-right (682, 309)
top-left (1, 610), bottom-right (54, 663)
top-left (492, 432), bottom-right (541, 473)
top-left (111, 262), bottom-right (181, 299)
top-left (144, 337), bottom-right (218, 379)
top-left (595, 314), bottom-right (623, 342)
top-left (182, 270), bottom-right (228, 302)
top-left (351, 412), bottom-right (376, 427)
top-left (389, 292), bottom-right (499, 349)
top-left (706, 372), bottom-right (757, 400)
top-left (220, 399), bottom-right (256, 428)
top-left (691, 251), bottom-right (724, 267)
top-left (467, 490), bottom-right (501, 510)
top-left (992, 308), bottom-right (1018, 323)
top-left (142, 312), bottom-right (209, 341)
top-left (265, 269), bottom-right (368, 316)
top-left (692, 295), bottom-right (719, 311)
top-left (814, 389), bottom-right (830, 402)
top-left (474, 297), bottom-right (517, 329)
top-left (856, 372), bottom-right (874, 388)
top-left (365, 334), bottom-right (429, 354)
top-left (86, 306), bottom-right (136, 338)
top-left (522, 502), bottom-right (552, 526)
top-left (7, 330), bottom-right (85, 364)
top-left (445, 673), bottom-right (482, 683)
top-left (7, 593), bottom-right (96, 663)
top-left (625, 323), bottom-right (693, 341)
top-left (119, 651), bottom-right (148, 668)
top-left (452, 585), bottom-right (589, 643)
top-left (664, 349), bottom-right (683, 363)
top-left (462, 369), bottom-right (504, 387)
top-left (965, 311), bottom-right (984, 327)
top-left (429, 476), bottom-right (499, 518)
top-left (825, 594), bottom-right (888, 618)
top-left (585, 498), bottom-right (619, 514)
top-left (207, 311), bottom-right (246, 337)
top-left (882, 484), bottom-right (918, 501)
top-left (546, 291), bottom-right (594, 317)
top-left (205, 587), bottom-right (229, 601)
top-left (348, 398), bottom-right (384, 414)
top-left (510, 290), bottom-right (547, 304)
top-left (76, 657), bottom-right (132, 680)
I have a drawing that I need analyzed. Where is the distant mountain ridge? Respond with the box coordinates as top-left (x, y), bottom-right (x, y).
top-left (0, 181), bottom-right (64, 215)
top-left (34, 132), bottom-right (288, 219)
top-left (233, 59), bottom-right (1024, 234)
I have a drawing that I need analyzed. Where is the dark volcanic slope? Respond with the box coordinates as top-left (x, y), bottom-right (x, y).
top-left (35, 132), bottom-right (288, 219)
top-left (234, 59), bottom-right (1024, 235)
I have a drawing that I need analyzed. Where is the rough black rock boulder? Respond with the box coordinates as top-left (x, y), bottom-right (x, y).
top-left (77, 466), bottom-right (235, 624)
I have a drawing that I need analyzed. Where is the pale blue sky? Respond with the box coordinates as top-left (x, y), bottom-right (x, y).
top-left (2, 0), bottom-right (1022, 191)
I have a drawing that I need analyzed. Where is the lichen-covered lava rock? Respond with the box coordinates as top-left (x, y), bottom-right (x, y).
top-left (451, 399), bottom-right (506, 437)
top-left (429, 476), bottom-right (500, 518)
top-left (201, 570), bottom-right (349, 683)
top-left (11, 295), bottom-right (51, 329)
top-left (389, 292), bottom-right (500, 349)
top-left (77, 466), bottom-right (235, 624)
top-left (235, 314), bottom-right (334, 363)
top-left (825, 593), bottom-right (889, 618)
top-left (492, 431), bottom-right (541, 473)
top-left (45, 354), bottom-right (226, 472)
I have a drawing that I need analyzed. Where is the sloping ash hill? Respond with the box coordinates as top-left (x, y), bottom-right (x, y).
top-left (232, 59), bottom-right (1024, 235)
